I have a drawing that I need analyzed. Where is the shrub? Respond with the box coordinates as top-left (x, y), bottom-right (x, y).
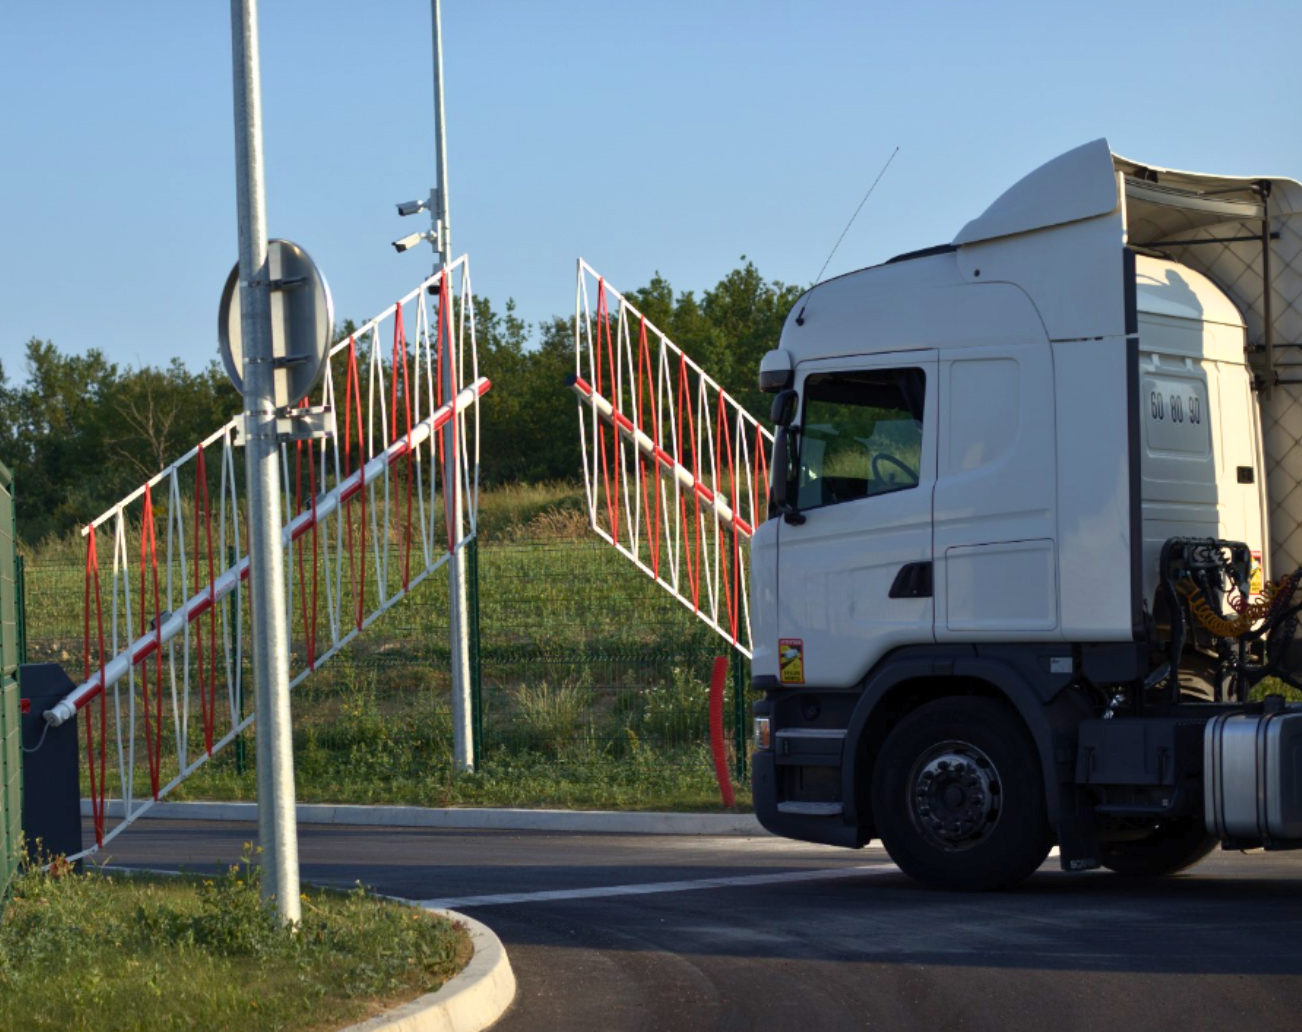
top-left (512, 681), bottom-right (588, 756)
top-left (639, 665), bottom-right (709, 745)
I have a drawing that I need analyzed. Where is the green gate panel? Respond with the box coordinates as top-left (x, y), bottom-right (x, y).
top-left (0, 652), bottom-right (19, 899)
top-left (0, 461), bottom-right (22, 900)
top-left (0, 704), bottom-right (15, 888)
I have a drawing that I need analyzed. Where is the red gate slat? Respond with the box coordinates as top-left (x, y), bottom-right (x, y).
top-left (137, 484), bottom-right (163, 799)
top-left (594, 281), bottom-right (620, 545)
top-left (392, 301), bottom-right (414, 588)
top-left (676, 355), bottom-right (701, 611)
top-left (294, 409), bottom-right (319, 672)
top-left (194, 445), bottom-right (217, 754)
top-left (343, 338), bottom-right (367, 631)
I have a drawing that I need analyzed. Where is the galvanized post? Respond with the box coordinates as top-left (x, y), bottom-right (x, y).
top-left (444, 377), bottom-right (473, 772)
top-left (430, 0), bottom-right (451, 266)
top-left (468, 535), bottom-right (483, 765)
top-left (429, 0), bottom-right (474, 772)
top-left (229, 0), bottom-right (300, 925)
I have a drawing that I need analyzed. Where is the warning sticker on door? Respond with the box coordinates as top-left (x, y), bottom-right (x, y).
top-left (1251, 551), bottom-right (1264, 596)
top-left (779, 639), bottom-right (805, 685)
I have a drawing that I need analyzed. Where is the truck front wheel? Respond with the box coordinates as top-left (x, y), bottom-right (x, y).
top-left (871, 697), bottom-right (1051, 890)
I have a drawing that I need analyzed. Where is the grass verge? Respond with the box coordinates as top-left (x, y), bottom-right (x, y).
top-left (0, 853), bottom-right (471, 1032)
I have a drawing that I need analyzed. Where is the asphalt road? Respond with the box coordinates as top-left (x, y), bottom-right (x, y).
top-left (91, 819), bottom-right (1302, 1032)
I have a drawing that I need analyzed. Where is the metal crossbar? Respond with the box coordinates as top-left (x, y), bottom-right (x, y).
top-left (44, 257), bottom-right (487, 860)
top-left (570, 259), bottom-right (772, 656)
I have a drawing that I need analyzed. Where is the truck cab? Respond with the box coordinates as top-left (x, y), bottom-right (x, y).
top-left (750, 140), bottom-right (1302, 889)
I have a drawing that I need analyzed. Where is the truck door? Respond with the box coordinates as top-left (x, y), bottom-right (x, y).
top-left (775, 351), bottom-right (938, 688)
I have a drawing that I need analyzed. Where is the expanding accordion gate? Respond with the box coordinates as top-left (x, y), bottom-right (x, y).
top-left (569, 258), bottom-right (772, 656)
top-left (41, 258), bottom-right (488, 860)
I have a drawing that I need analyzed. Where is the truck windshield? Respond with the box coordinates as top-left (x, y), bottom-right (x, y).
top-left (796, 367), bottom-right (925, 510)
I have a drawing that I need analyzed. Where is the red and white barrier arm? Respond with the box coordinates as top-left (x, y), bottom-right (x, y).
top-left (45, 376), bottom-right (490, 727)
top-left (568, 374), bottom-right (757, 538)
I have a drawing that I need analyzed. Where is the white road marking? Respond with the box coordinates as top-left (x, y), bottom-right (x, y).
top-left (412, 847), bottom-right (1063, 909)
top-left (101, 846), bottom-right (1066, 911)
top-left (414, 862), bottom-right (898, 909)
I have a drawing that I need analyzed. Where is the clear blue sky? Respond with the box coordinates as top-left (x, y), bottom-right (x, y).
top-left (5, 1), bottom-right (1302, 382)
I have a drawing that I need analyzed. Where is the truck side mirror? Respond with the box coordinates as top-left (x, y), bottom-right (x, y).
top-left (770, 388), bottom-right (798, 428)
top-left (771, 430), bottom-right (789, 509)
top-left (769, 425), bottom-right (805, 525)
top-left (758, 348), bottom-right (794, 393)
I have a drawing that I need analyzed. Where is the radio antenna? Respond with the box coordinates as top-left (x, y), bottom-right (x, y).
top-left (813, 146), bottom-right (900, 285)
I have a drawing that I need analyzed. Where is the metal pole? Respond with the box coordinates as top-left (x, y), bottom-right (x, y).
top-left (230, 0), bottom-right (300, 924)
top-left (431, 0), bottom-right (451, 265)
top-left (431, 0), bottom-right (474, 771)
top-left (469, 535), bottom-right (483, 764)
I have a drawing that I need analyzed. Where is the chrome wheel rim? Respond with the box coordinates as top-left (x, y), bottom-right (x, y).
top-left (907, 739), bottom-right (1001, 851)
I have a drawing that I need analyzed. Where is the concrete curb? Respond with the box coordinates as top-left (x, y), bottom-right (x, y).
top-left (336, 909), bottom-right (516, 1032)
top-left (81, 799), bottom-right (768, 836)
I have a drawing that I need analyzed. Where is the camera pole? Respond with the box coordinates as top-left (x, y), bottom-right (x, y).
top-left (430, 0), bottom-right (474, 771)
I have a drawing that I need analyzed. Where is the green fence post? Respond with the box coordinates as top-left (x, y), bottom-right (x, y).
top-left (468, 535), bottom-right (483, 766)
top-left (15, 555), bottom-right (25, 666)
top-left (0, 462), bottom-right (20, 902)
top-left (732, 647), bottom-right (748, 781)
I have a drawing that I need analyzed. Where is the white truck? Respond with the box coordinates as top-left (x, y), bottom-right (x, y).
top-left (748, 139), bottom-right (1302, 889)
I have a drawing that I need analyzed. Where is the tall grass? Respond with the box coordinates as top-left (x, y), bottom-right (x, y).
top-left (0, 851), bottom-right (470, 1032)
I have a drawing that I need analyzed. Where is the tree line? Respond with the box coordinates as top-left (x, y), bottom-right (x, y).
top-left (2, 260), bottom-right (801, 544)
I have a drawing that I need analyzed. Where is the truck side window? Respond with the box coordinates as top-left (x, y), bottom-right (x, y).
top-left (796, 368), bottom-right (925, 510)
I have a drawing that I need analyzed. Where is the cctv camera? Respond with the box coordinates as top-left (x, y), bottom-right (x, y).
top-left (396, 199), bottom-right (427, 217)
top-left (392, 230), bottom-right (430, 254)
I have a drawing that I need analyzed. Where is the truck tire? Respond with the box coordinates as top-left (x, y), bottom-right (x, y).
top-left (1098, 818), bottom-right (1217, 877)
top-left (871, 696), bottom-right (1051, 891)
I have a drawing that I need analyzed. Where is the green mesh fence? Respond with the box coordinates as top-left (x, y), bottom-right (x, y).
top-left (22, 535), bottom-right (752, 807)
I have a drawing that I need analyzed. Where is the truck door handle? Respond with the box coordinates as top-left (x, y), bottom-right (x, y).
top-left (889, 561), bottom-right (932, 599)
